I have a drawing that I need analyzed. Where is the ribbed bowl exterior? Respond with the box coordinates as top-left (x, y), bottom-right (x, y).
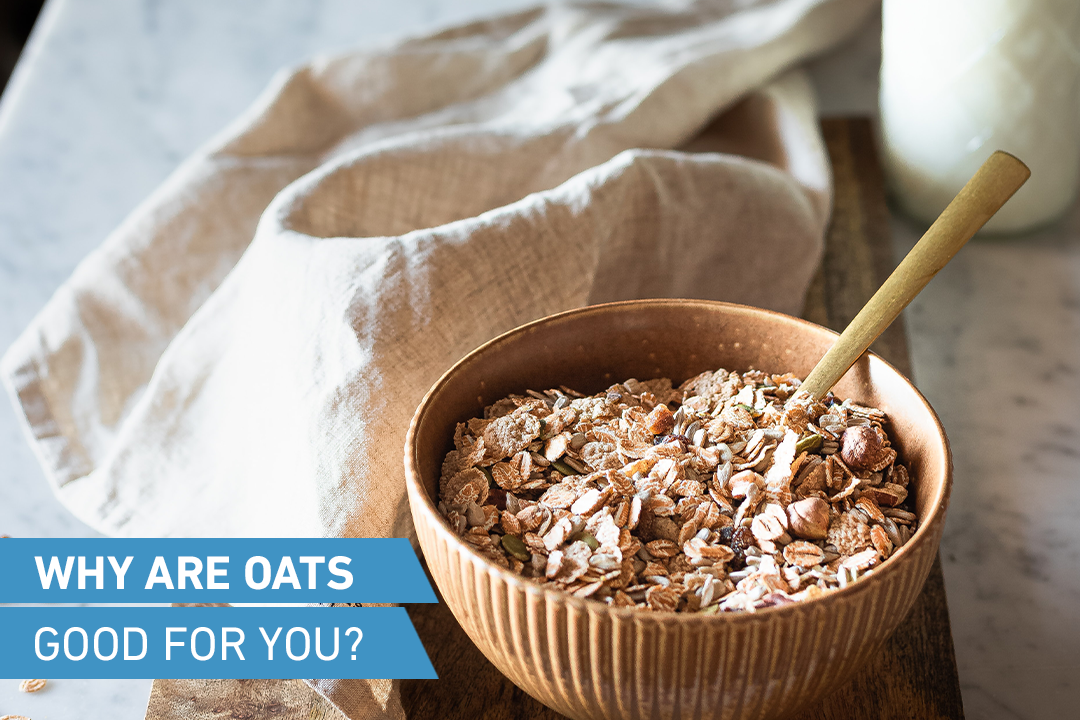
top-left (405, 300), bottom-right (951, 720)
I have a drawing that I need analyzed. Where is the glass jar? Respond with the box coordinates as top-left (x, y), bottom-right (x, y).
top-left (880, 0), bottom-right (1080, 233)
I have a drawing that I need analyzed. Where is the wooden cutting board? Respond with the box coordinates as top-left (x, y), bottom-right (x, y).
top-left (144, 118), bottom-right (965, 720)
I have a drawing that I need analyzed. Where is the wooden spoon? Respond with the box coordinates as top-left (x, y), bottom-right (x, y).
top-left (800, 150), bottom-right (1030, 399)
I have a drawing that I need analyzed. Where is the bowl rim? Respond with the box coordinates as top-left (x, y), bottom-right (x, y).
top-left (404, 298), bottom-right (953, 623)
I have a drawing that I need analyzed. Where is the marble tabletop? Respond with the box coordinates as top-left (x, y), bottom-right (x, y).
top-left (0, 2), bottom-right (1076, 719)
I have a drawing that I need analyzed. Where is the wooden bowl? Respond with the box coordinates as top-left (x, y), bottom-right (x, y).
top-left (404, 299), bottom-right (951, 720)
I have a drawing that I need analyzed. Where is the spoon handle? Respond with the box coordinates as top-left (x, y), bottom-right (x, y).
top-left (800, 150), bottom-right (1030, 400)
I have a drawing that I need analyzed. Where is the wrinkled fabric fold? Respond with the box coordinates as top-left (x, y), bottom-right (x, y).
top-left (2, 1), bottom-right (875, 717)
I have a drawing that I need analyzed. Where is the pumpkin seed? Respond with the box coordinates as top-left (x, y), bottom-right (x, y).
top-left (550, 459), bottom-right (578, 476)
top-left (501, 534), bottom-right (531, 562)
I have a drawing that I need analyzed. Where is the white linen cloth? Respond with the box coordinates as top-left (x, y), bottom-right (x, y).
top-left (3, 0), bottom-right (874, 716)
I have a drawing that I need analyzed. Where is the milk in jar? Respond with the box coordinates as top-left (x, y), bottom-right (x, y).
top-left (880, 0), bottom-right (1080, 233)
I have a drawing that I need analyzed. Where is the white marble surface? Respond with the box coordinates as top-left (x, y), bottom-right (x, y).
top-left (894, 204), bottom-right (1080, 719)
top-left (0, 2), bottom-right (1077, 719)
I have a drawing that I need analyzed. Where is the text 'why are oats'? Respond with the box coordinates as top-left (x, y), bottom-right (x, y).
top-left (34, 555), bottom-right (355, 591)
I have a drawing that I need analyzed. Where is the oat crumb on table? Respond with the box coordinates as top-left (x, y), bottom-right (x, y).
top-left (438, 368), bottom-right (918, 613)
top-left (18, 680), bottom-right (46, 693)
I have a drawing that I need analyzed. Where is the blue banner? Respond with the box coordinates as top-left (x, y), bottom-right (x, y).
top-left (0, 539), bottom-right (436, 603)
top-left (0, 607), bottom-right (437, 679)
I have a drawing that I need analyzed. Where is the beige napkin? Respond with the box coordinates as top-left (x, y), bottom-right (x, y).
top-left (3, 0), bottom-right (874, 716)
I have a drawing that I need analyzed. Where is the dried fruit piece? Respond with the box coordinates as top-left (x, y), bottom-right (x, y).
top-left (646, 405), bottom-right (676, 435)
top-left (488, 487), bottom-right (508, 511)
top-left (727, 526), bottom-right (757, 568)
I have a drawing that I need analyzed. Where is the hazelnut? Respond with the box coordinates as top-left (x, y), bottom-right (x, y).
top-left (840, 425), bottom-right (887, 471)
top-left (786, 497), bottom-right (830, 540)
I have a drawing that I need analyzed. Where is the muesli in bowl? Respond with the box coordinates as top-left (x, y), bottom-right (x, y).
top-left (437, 367), bottom-right (918, 613)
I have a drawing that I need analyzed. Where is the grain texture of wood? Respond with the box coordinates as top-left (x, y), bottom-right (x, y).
top-left (143, 117), bottom-right (964, 720)
top-left (145, 679), bottom-right (344, 720)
